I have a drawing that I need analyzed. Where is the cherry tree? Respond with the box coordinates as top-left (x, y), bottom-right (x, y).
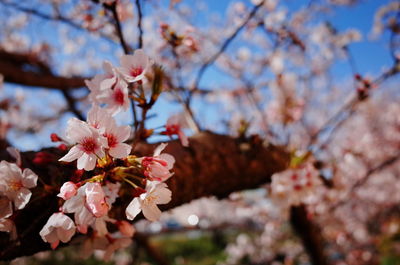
top-left (0, 0), bottom-right (399, 264)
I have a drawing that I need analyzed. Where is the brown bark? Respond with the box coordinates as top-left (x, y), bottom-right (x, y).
top-left (290, 205), bottom-right (329, 265)
top-left (0, 132), bottom-right (289, 260)
top-left (0, 50), bottom-right (86, 90)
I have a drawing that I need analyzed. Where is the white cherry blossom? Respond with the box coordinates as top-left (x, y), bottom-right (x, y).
top-left (39, 212), bottom-right (76, 249)
top-left (118, 49), bottom-right (150, 83)
top-left (125, 181), bottom-right (172, 221)
top-left (0, 161), bottom-right (38, 210)
top-left (59, 118), bottom-right (108, 171)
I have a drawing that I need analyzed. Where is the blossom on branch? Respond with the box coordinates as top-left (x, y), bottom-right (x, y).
top-left (125, 181), bottom-right (172, 221)
top-left (118, 49), bottom-right (150, 83)
top-left (39, 212), bottom-right (76, 249)
top-left (0, 161), bottom-right (38, 210)
top-left (59, 118), bottom-right (108, 171)
top-left (87, 106), bottom-right (132, 158)
top-left (139, 143), bottom-right (175, 181)
top-left (162, 113), bottom-right (189, 147)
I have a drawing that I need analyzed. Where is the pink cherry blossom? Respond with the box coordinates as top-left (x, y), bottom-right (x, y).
top-left (62, 183), bottom-right (96, 234)
top-left (99, 61), bottom-right (118, 91)
top-left (270, 163), bottom-right (321, 207)
top-left (59, 118), bottom-right (108, 171)
top-left (85, 73), bottom-right (107, 104)
top-left (125, 181), bottom-right (172, 221)
top-left (39, 212), bottom-right (76, 249)
top-left (87, 106), bottom-right (132, 159)
top-left (103, 182), bottom-right (121, 206)
top-left (118, 49), bottom-right (150, 83)
top-left (85, 182), bottom-right (109, 218)
top-left (87, 105), bottom-right (110, 133)
top-left (162, 114), bottom-right (189, 147)
top-left (98, 77), bottom-right (130, 115)
top-left (0, 161), bottom-right (38, 210)
top-left (62, 183), bottom-right (112, 234)
top-left (6, 147), bottom-right (21, 167)
top-left (57, 181), bottom-right (78, 200)
top-left (140, 143), bottom-right (175, 181)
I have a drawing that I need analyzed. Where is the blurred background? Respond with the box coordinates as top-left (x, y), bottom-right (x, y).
top-left (0, 0), bottom-right (400, 264)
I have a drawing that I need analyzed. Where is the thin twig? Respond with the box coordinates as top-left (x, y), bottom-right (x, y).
top-left (106, 1), bottom-right (131, 54)
top-left (308, 64), bottom-right (399, 153)
top-left (331, 151), bottom-right (400, 210)
top-left (191, 1), bottom-right (264, 91)
top-left (61, 90), bottom-right (85, 120)
top-left (0, 0), bottom-right (115, 44)
top-left (135, 0), bottom-right (143, 49)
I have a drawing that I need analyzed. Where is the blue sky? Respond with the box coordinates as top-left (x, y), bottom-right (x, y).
top-left (1, 0), bottom-right (397, 150)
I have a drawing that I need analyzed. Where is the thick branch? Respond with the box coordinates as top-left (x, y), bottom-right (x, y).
top-left (290, 205), bottom-right (329, 265)
top-left (0, 132), bottom-right (289, 260)
top-left (0, 50), bottom-right (86, 90)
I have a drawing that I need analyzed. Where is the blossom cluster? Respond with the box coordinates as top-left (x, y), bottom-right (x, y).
top-left (86, 49), bottom-right (150, 115)
top-left (0, 148), bottom-right (38, 239)
top-left (270, 163), bottom-right (322, 207)
top-left (38, 50), bottom-right (177, 260)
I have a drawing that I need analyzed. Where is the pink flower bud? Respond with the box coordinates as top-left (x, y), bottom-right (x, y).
top-left (58, 181), bottom-right (77, 200)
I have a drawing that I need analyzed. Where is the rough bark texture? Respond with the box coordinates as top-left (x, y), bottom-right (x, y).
top-left (0, 132), bottom-right (289, 261)
top-left (290, 205), bottom-right (329, 265)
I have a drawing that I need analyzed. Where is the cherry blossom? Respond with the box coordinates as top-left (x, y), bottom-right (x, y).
top-left (85, 73), bottom-right (107, 104)
top-left (39, 212), bottom-right (76, 249)
top-left (98, 77), bottom-right (130, 115)
top-left (140, 143), bottom-right (175, 182)
top-left (162, 113), bottom-right (189, 147)
top-left (57, 181), bottom-right (78, 200)
top-left (125, 181), bottom-right (172, 221)
top-left (59, 118), bottom-right (108, 171)
top-left (87, 106), bottom-right (132, 159)
top-left (85, 182), bottom-right (109, 218)
top-left (0, 161), bottom-right (38, 210)
top-left (270, 163), bottom-right (322, 207)
top-left (118, 49), bottom-right (150, 83)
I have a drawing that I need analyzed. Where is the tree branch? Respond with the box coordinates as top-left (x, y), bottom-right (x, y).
top-left (0, 50), bottom-right (86, 90)
top-left (0, 132), bottom-right (289, 260)
top-left (191, 2), bottom-right (263, 91)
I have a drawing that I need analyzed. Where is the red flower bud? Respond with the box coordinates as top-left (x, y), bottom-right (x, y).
top-left (33, 152), bottom-right (53, 166)
top-left (50, 133), bottom-right (62, 142)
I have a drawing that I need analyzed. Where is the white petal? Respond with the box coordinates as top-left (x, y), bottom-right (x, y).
top-left (21, 168), bottom-right (38, 188)
top-left (153, 143), bottom-right (167, 157)
top-left (115, 125), bottom-right (131, 142)
top-left (153, 185), bottom-right (172, 205)
top-left (142, 203), bottom-right (162, 222)
top-left (125, 198), bottom-right (141, 220)
top-left (14, 188), bottom-right (32, 210)
top-left (159, 154), bottom-right (175, 170)
top-left (59, 146), bottom-right (83, 162)
top-left (78, 153), bottom-right (97, 171)
top-left (66, 118), bottom-right (93, 143)
top-left (109, 143), bottom-right (131, 159)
